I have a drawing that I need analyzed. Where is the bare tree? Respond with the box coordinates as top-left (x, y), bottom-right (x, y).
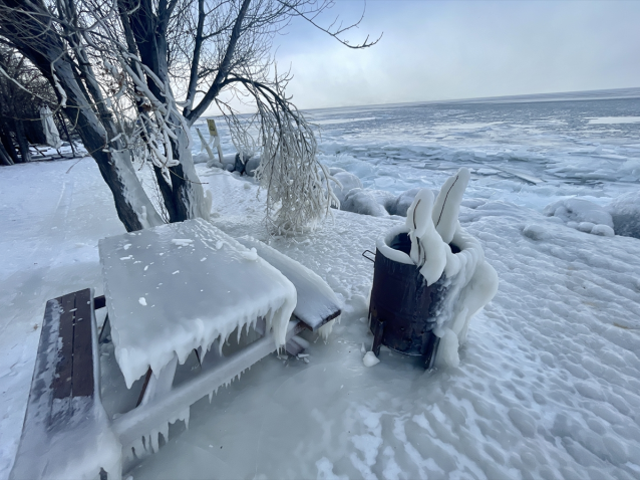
top-left (0, 0), bottom-right (378, 232)
top-left (0, 45), bottom-right (52, 164)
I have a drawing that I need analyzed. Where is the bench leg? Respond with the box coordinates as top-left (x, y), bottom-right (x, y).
top-left (99, 314), bottom-right (111, 344)
top-left (137, 355), bottom-right (178, 408)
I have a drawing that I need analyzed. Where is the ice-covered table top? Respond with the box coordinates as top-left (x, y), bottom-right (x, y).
top-left (99, 219), bottom-right (296, 388)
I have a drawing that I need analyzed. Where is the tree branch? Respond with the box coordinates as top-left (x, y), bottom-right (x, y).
top-left (185, 0), bottom-right (251, 124)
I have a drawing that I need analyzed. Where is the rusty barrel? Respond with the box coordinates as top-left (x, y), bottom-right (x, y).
top-left (369, 232), bottom-right (457, 369)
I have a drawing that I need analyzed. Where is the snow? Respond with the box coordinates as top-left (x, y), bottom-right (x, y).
top-left (99, 218), bottom-right (297, 388)
top-left (362, 351), bottom-right (380, 367)
top-left (2, 94), bottom-right (640, 479)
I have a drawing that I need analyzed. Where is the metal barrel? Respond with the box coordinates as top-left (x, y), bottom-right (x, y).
top-left (368, 232), bottom-right (453, 369)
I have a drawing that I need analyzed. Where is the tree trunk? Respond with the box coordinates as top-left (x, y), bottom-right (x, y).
top-left (13, 119), bottom-right (31, 162)
top-left (0, 125), bottom-right (18, 164)
top-left (0, 0), bottom-right (164, 232)
top-left (120, 0), bottom-right (209, 224)
top-left (0, 139), bottom-right (12, 165)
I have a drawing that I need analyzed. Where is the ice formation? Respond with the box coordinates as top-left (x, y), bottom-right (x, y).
top-left (378, 168), bottom-right (499, 367)
top-left (362, 351), bottom-right (380, 367)
top-left (341, 188), bottom-right (389, 217)
top-left (608, 190), bottom-right (640, 239)
top-left (5, 94), bottom-right (640, 480)
top-left (99, 218), bottom-right (296, 388)
top-left (544, 197), bottom-right (615, 236)
top-left (236, 236), bottom-right (342, 339)
top-left (331, 171), bottom-right (363, 206)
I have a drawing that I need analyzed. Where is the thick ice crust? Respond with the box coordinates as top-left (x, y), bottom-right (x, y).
top-left (99, 218), bottom-right (296, 388)
top-left (237, 236), bottom-right (342, 331)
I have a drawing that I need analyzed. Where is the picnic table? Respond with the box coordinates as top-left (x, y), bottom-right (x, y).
top-left (10, 219), bottom-right (341, 480)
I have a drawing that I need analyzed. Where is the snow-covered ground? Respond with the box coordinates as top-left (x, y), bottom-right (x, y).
top-left (2, 91), bottom-right (640, 479)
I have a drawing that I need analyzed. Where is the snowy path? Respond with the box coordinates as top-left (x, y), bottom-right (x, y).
top-left (1, 162), bottom-right (639, 479)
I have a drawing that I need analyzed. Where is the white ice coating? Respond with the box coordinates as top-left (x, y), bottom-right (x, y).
top-left (40, 106), bottom-right (62, 150)
top-left (433, 227), bottom-right (499, 367)
top-left (378, 169), bottom-right (498, 367)
top-left (99, 218), bottom-right (296, 388)
top-left (237, 235), bottom-right (343, 336)
top-left (376, 225), bottom-right (414, 265)
top-left (432, 168), bottom-right (471, 244)
top-left (405, 189), bottom-right (447, 286)
top-left (113, 149), bottom-right (165, 229)
top-left (176, 127), bottom-right (211, 221)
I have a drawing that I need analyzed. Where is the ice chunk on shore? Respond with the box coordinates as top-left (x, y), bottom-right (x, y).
top-left (362, 351), bottom-right (380, 367)
top-left (544, 198), bottom-right (614, 228)
top-left (608, 190), bottom-right (640, 239)
top-left (331, 171), bottom-right (363, 205)
top-left (544, 197), bottom-right (617, 236)
top-left (387, 188), bottom-right (421, 217)
top-left (341, 189), bottom-right (388, 217)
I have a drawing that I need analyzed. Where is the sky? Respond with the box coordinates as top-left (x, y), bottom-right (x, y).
top-left (262, 0), bottom-right (640, 110)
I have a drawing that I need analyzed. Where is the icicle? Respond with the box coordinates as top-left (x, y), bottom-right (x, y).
top-left (51, 72), bottom-right (67, 109)
top-left (217, 334), bottom-right (224, 356)
top-left (237, 323), bottom-right (243, 343)
top-left (181, 408), bottom-right (190, 429)
top-left (317, 317), bottom-right (338, 341)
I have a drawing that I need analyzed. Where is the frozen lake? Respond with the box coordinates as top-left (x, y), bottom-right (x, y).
top-left (1, 88), bottom-right (640, 479)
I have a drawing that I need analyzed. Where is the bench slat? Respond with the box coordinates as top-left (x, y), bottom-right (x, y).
top-left (72, 288), bottom-right (94, 398)
top-left (10, 288), bottom-right (107, 480)
top-left (52, 293), bottom-right (75, 400)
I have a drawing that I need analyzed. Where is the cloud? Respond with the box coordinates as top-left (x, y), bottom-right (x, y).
top-left (273, 1), bottom-right (640, 109)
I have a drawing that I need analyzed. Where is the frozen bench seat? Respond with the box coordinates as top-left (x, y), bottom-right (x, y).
top-left (237, 236), bottom-right (342, 332)
top-left (10, 288), bottom-right (121, 480)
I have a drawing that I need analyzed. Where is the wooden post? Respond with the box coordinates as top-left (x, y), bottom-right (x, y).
top-left (206, 118), bottom-right (224, 165)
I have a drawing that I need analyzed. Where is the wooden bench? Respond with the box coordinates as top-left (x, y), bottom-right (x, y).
top-left (10, 288), bottom-right (120, 480)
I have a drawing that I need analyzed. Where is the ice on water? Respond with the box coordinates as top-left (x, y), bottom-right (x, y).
top-left (99, 218), bottom-right (296, 388)
top-left (3, 91), bottom-right (640, 480)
